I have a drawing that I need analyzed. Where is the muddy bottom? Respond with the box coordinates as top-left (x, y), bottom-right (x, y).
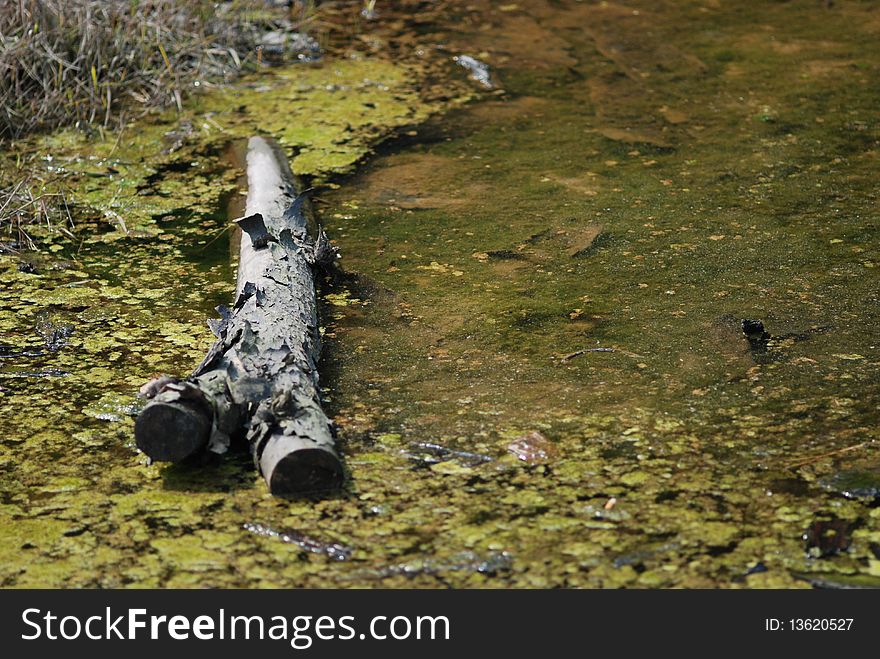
top-left (1, 0), bottom-right (878, 587)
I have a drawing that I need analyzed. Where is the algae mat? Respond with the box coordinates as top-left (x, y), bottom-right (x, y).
top-left (2, 1), bottom-right (880, 588)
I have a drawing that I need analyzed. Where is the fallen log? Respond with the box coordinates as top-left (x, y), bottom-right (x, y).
top-left (135, 136), bottom-right (343, 495)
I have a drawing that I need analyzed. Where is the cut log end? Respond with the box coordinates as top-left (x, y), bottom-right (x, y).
top-left (266, 448), bottom-right (344, 496)
top-left (135, 399), bottom-right (212, 462)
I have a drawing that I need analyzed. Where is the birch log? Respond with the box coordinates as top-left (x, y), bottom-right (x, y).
top-left (135, 136), bottom-right (343, 495)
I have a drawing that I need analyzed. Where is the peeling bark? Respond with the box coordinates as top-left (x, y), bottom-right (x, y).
top-left (135, 136), bottom-right (342, 495)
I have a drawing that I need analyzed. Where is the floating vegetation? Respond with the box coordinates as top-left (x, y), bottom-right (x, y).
top-left (0, 0), bottom-right (878, 589)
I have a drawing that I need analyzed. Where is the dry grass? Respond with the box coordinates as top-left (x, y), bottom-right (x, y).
top-left (0, 174), bottom-right (73, 252)
top-left (0, 0), bottom-right (306, 140)
top-left (0, 1), bottom-right (324, 249)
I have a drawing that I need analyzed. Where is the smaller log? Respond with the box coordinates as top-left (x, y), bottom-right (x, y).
top-left (134, 377), bottom-right (213, 462)
top-left (134, 398), bottom-right (209, 462)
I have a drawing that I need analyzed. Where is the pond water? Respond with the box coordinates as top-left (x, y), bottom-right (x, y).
top-left (0, 0), bottom-right (878, 587)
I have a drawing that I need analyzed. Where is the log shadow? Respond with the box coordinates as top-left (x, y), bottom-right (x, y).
top-left (316, 265), bottom-right (398, 380)
top-left (159, 444), bottom-right (354, 501)
top-left (159, 448), bottom-right (258, 494)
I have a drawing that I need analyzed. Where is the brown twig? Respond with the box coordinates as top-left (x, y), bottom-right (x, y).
top-left (558, 347), bottom-right (615, 362)
top-left (788, 441), bottom-right (874, 469)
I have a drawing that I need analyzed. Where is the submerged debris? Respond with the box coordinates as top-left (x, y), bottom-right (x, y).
top-left (258, 30), bottom-right (322, 64)
top-left (405, 441), bottom-right (493, 467)
top-left (506, 431), bottom-right (556, 464)
top-left (804, 516), bottom-right (857, 558)
top-left (360, 0), bottom-right (379, 21)
top-left (453, 55), bottom-right (494, 88)
top-left (0, 344), bottom-right (44, 359)
top-left (374, 551), bottom-right (513, 579)
top-left (0, 368), bottom-right (69, 378)
top-left (243, 522), bottom-right (353, 561)
top-left (820, 469), bottom-right (880, 504)
top-left (35, 313), bottom-right (74, 352)
top-left (794, 572), bottom-right (880, 589)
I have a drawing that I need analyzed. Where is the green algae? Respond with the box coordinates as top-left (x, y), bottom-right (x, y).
top-left (313, 0), bottom-right (880, 587)
top-left (0, 36), bottom-right (476, 587)
top-left (197, 59), bottom-right (439, 177)
top-left (1, 57), bottom-right (449, 249)
top-left (1, 0), bottom-right (879, 589)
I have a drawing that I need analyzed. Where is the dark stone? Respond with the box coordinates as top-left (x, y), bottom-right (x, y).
top-left (804, 516), bottom-right (857, 557)
top-left (741, 318), bottom-right (770, 353)
top-left (741, 318), bottom-right (768, 339)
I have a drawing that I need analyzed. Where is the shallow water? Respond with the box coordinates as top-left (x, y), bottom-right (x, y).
top-left (1, 0), bottom-right (879, 587)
